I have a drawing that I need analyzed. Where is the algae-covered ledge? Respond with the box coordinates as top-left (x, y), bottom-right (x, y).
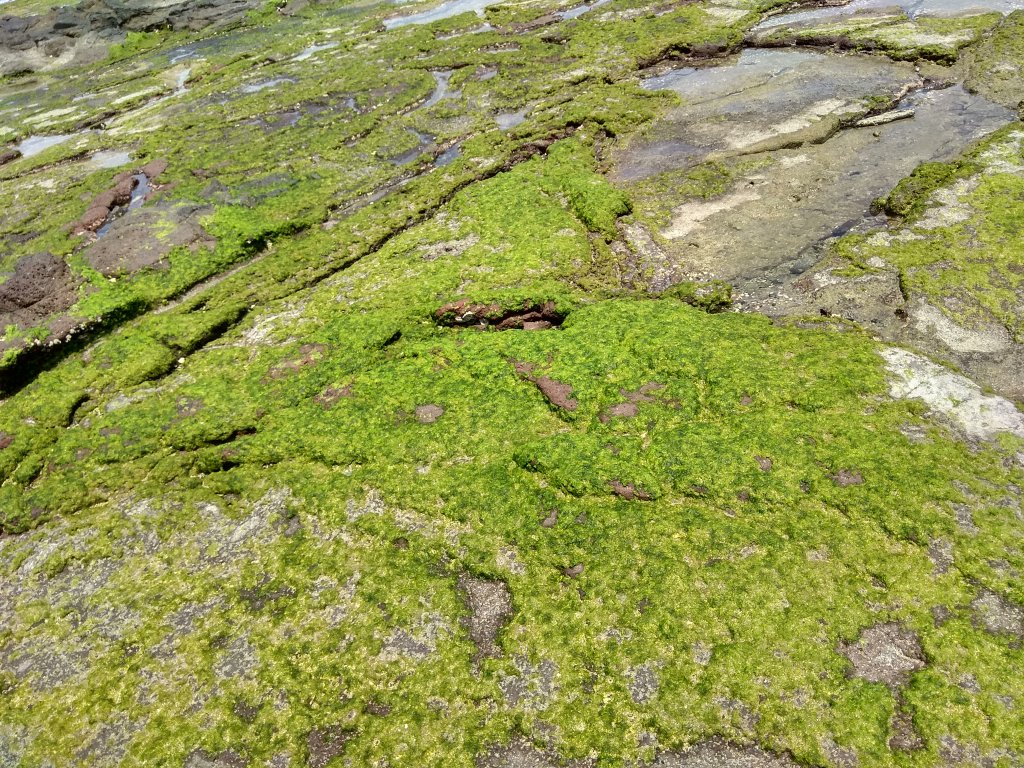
top-left (1, 0), bottom-right (1023, 765)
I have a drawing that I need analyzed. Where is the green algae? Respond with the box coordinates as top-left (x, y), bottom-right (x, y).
top-left (1, 0), bottom-right (1023, 765)
top-left (838, 124), bottom-right (1024, 341)
top-left (964, 10), bottom-right (1024, 110)
top-left (751, 11), bottom-right (1001, 64)
top-left (2, 126), bottom-right (1024, 765)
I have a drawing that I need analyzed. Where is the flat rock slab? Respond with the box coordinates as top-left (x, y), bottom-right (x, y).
top-left (625, 82), bottom-right (1012, 287)
top-left (615, 49), bottom-right (921, 182)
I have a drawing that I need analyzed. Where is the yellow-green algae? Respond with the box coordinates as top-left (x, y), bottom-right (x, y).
top-left (1, 0), bottom-right (1023, 765)
top-left (842, 123), bottom-right (1024, 343)
top-left (1, 136), bottom-right (1022, 767)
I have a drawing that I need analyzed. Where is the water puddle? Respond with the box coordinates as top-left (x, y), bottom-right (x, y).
top-left (384, 0), bottom-right (499, 29)
top-left (623, 77), bottom-right (1014, 289)
top-left (16, 133), bottom-right (77, 158)
top-left (419, 70), bottom-right (458, 110)
top-left (754, 0), bottom-right (1023, 29)
top-left (390, 130), bottom-right (434, 164)
top-left (174, 68), bottom-right (192, 93)
top-left (619, 48), bottom-right (919, 181)
top-left (437, 22), bottom-right (494, 38)
top-left (87, 150), bottom-right (133, 170)
top-left (436, 142), bottom-right (462, 166)
top-left (556, 0), bottom-right (613, 21)
top-left (96, 173), bottom-right (151, 238)
top-left (495, 109), bottom-right (527, 130)
top-left (241, 77), bottom-right (297, 94)
top-left (293, 41), bottom-right (339, 61)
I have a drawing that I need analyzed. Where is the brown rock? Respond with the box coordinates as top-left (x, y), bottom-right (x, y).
top-left (833, 469), bottom-right (864, 487)
top-left (141, 158), bottom-right (169, 179)
top-left (611, 480), bottom-right (652, 500)
top-left (534, 376), bottom-right (577, 411)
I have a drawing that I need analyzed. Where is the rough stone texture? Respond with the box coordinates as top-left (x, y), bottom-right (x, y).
top-left (458, 574), bottom-right (513, 660)
top-left (305, 725), bottom-right (352, 768)
top-left (839, 623), bottom-right (925, 687)
top-left (84, 203), bottom-right (215, 276)
top-left (415, 404), bottom-right (445, 423)
top-left (0, 0), bottom-right (263, 74)
top-left (0, 252), bottom-right (80, 331)
top-left (971, 590), bottom-right (1024, 637)
top-left (651, 738), bottom-right (802, 768)
top-left (881, 348), bottom-right (1024, 443)
top-left (628, 661), bottom-right (660, 704)
top-left (477, 738), bottom-right (594, 768)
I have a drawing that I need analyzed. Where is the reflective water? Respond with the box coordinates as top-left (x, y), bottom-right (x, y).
top-left (495, 109), bottom-right (527, 130)
top-left (384, 0), bottom-right (499, 28)
top-left (557, 0), bottom-right (613, 21)
top-left (753, 0), bottom-right (1024, 29)
top-left (87, 150), bottom-right (133, 169)
top-left (16, 133), bottom-right (77, 158)
top-left (293, 42), bottom-right (339, 61)
top-left (241, 77), bottom-right (297, 94)
top-left (97, 173), bottom-right (151, 238)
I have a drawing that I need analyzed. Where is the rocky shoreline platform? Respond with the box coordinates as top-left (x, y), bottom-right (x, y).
top-left (0, 0), bottom-right (1022, 765)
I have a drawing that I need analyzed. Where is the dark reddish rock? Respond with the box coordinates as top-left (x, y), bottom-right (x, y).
top-left (832, 469), bottom-right (864, 487)
top-left (365, 700), bottom-right (391, 716)
top-left (533, 376), bottom-right (577, 411)
top-left (267, 344), bottom-right (328, 379)
top-left (0, 252), bottom-right (80, 331)
top-left (0, 432), bottom-right (13, 450)
top-left (756, 456), bottom-right (773, 471)
top-left (563, 563), bottom-right (584, 578)
top-left (611, 480), bottom-right (652, 501)
top-left (0, 148), bottom-right (20, 165)
top-left (141, 158), bottom-right (169, 179)
top-left (84, 202), bottom-right (216, 276)
top-left (510, 359), bottom-right (575, 412)
top-left (889, 708), bottom-right (925, 751)
top-left (599, 402), bottom-right (639, 423)
top-left (435, 299), bottom-right (563, 330)
top-left (623, 382), bottom-right (664, 402)
top-left (314, 384), bottom-right (352, 408)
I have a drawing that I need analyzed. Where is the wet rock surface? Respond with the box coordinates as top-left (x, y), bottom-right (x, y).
top-left (0, 0), bottom-right (262, 74)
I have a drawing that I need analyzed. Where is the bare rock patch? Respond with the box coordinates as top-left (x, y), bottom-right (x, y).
top-left (458, 574), bottom-right (512, 660)
top-left (971, 590), bottom-right (1024, 637)
top-left (839, 622), bottom-right (925, 687)
top-left (651, 738), bottom-right (802, 768)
